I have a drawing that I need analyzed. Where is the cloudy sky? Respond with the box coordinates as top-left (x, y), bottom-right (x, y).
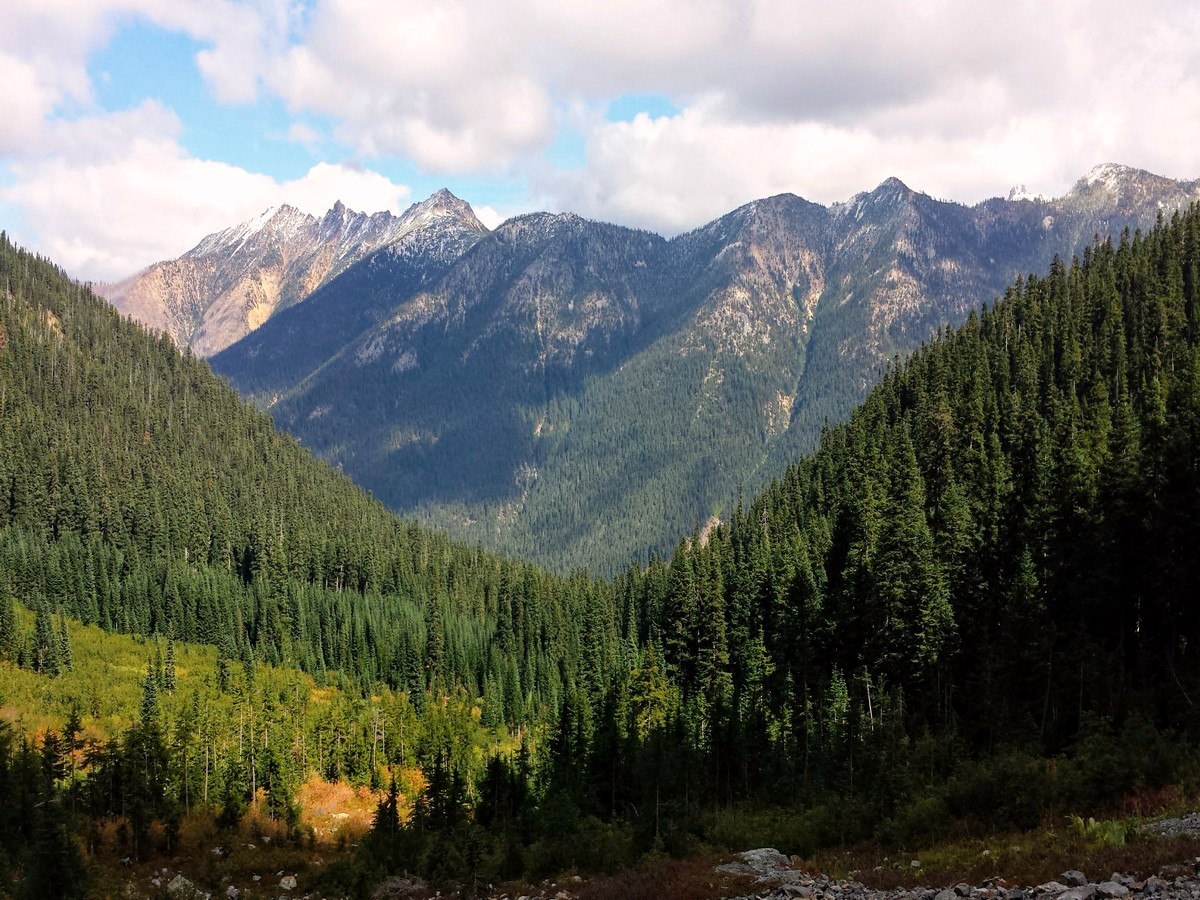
top-left (2, 0), bottom-right (1198, 281)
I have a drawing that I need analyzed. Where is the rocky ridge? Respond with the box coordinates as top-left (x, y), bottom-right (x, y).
top-left (100, 189), bottom-right (486, 356)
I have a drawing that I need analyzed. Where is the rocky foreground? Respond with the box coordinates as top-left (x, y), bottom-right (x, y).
top-left (720, 849), bottom-right (1200, 900)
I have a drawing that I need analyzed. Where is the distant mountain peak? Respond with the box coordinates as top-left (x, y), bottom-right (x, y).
top-left (402, 188), bottom-right (481, 226)
top-left (875, 176), bottom-right (914, 196)
top-left (427, 187), bottom-right (460, 204)
top-left (1007, 184), bottom-right (1046, 202)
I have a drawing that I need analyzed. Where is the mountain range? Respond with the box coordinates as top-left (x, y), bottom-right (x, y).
top-left (109, 164), bottom-right (1200, 574)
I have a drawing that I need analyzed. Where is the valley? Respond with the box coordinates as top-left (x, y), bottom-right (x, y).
top-left (2, 188), bottom-right (1200, 896)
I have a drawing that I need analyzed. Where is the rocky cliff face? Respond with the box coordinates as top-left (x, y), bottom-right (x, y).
top-left (99, 189), bottom-right (487, 357)
top-left (209, 164), bottom-right (1200, 574)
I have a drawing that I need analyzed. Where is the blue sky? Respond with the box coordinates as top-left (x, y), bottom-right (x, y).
top-left (2, 0), bottom-right (1198, 280)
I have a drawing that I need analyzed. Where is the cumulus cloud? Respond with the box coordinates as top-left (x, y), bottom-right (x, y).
top-left (4, 0), bottom-right (1200, 273)
top-left (2, 103), bottom-right (410, 281)
top-left (472, 205), bottom-right (506, 230)
top-left (242, 0), bottom-right (1200, 225)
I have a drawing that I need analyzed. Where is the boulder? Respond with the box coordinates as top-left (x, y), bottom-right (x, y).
top-left (1062, 872), bottom-right (1088, 888)
top-left (1096, 882), bottom-right (1129, 899)
top-left (1036, 882), bottom-right (1069, 895)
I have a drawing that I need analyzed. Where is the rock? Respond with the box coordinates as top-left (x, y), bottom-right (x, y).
top-left (225, 888), bottom-right (239, 899)
top-left (935, 890), bottom-right (958, 900)
top-left (1143, 876), bottom-right (1167, 895)
top-left (1059, 886), bottom-right (1096, 900)
top-left (1062, 872), bottom-right (1088, 888)
top-left (167, 875), bottom-right (195, 895)
top-left (956, 884), bottom-right (972, 896)
top-left (1036, 883), bottom-right (1069, 895)
top-left (913, 861), bottom-right (923, 869)
top-left (716, 848), bottom-right (795, 883)
top-left (279, 874), bottom-right (297, 890)
top-left (1096, 883), bottom-right (1129, 898)
top-left (782, 886), bottom-right (813, 898)
top-left (742, 848), bottom-right (793, 869)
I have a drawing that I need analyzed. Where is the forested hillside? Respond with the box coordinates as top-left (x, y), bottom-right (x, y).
top-left (0, 231), bottom-right (614, 713)
top-left (625, 210), bottom-right (1200, 798)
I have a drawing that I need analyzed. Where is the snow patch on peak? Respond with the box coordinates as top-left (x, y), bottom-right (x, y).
top-left (1007, 185), bottom-right (1045, 203)
top-left (187, 204), bottom-right (316, 258)
top-left (1084, 163), bottom-right (1135, 189)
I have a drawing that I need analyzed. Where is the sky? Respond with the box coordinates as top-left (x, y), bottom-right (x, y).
top-left (2, 0), bottom-right (1199, 282)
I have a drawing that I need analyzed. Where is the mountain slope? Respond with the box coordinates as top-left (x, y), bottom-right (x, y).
top-left (99, 189), bottom-right (486, 357)
top-left (0, 230), bottom-right (610, 713)
top-left (266, 213), bottom-right (672, 508)
top-left (212, 165), bottom-right (1200, 574)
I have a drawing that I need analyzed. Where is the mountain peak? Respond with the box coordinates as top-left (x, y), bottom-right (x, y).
top-left (186, 203), bottom-right (315, 258)
top-left (320, 200), bottom-right (353, 226)
top-left (408, 188), bottom-right (474, 218)
top-left (1084, 162), bottom-right (1137, 188)
top-left (386, 189), bottom-right (487, 246)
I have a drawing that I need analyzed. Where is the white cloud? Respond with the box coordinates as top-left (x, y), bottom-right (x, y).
top-left (2, 103), bottom-right (410, 281)
top-left (235, 0), bottom-right (1200, 226)
top-left (4, 0), bottom-right (1200, 274)
top-left (286, 122), bottom-right (322, 148)
top-left (473, 205), bottom-right (505, 230)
